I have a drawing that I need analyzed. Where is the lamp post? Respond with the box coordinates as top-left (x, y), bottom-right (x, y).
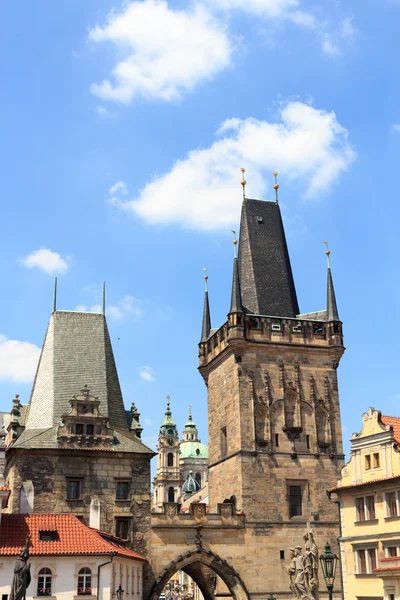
top-left (319, 542), bottom-right (338, 600)
top-left (116, 585), bottom-right (124, 600)
top-left (267, 595), bottom-right (276, 600)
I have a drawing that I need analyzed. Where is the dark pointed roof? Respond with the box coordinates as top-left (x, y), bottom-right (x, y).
top-left (200, 289), bottom-right (211, 342)
top-left (238, 199), bottom-right (299, 317)
top-left (327, 265), bottom-right (339, 321)
top-left (12, 311), bottom-right (153, 454)
top-left (230, 256), bottom-right (242, 313)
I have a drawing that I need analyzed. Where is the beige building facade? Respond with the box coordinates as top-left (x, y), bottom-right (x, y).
top-left (331, 407), bottom-right (400, 600)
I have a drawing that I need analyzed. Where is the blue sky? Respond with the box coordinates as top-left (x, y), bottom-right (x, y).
top-left (1, 0), bottom-right (400, 462)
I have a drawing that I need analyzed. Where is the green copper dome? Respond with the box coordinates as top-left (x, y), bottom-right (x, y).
top-left (180, 440), bottom-right (208, 459)
top-left (159, 400), bottom-right (178, 438)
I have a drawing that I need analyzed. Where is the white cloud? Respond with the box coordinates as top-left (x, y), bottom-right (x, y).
top-left (137, 366), bottom-right (156, 382)
top-left (109, 101), bottom-right (356, 231)
top-left (109, 180), bottom-right (128, 195)
top-left (392, 124), bottom-right (400, 133)
top-left (0, 334), bottom-right (41, 383)
top-left (209, 0), bottom-right (299, 18)
top-left (96, 105), bottom-right (111, 116)
top-left (75, 295), bottom-right (142, 321)
top-left (21, 249), bottom-right (69, 275)
top-left (89, 0), bottom-right (232, 104)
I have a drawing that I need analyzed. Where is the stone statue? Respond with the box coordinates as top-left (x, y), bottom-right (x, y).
top-left (304, 532), bottom-right (319, 594)
top-left (287, 532), bottom-right (319, 600)
top-left (10, 545), bottom-right (31, 600)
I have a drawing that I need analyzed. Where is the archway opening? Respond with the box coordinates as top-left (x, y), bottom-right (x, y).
top-left (168, 487), bottom-right (175, 503)
top-left (149, 550), bottom-right (250, 600)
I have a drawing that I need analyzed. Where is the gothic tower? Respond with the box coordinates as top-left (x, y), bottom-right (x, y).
top-left (4, 309), bottom-right (154, 556)
top-left (153, 400), bottom-right (181, 509)
top-left (198, 193), bottom-right (344, 528)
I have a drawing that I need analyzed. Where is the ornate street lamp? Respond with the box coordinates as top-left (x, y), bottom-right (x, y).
top-left (267, 595), bottom-right (276, 600)
top-left (116, 585), bottom-right (124, 600)
top-left (319, 542), bottom-right (339, 600)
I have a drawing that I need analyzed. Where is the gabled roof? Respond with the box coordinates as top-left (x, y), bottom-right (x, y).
top-left (238, 199), bottom-right (299, 317)
top-left (0, 514), bottom-right (146, 560)
top-left (381, 415), bottom-right (400, 445)
top-left (330, 474), bottom-right (400, 493)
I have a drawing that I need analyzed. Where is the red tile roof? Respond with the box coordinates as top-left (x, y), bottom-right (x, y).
top-left (0, 487), bottom-right (10, 492)
top-left (381, 415), bottom-right (400, 444)
top-left (0, 514), bottom-right (146, 560)
top-left (330, 474), bottom-right (400, 493)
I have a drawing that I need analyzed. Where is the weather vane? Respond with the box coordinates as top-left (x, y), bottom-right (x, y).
top-left (241, 168), bottom-right (246, 200)
top-left (202, 267), bottom-right (208, 291)
top-left (231, 229), bottom-right (238, 258)
top-left (273, 171), bottom-right (279, 203)
top-left (323, 241), bottom-right (331, 268)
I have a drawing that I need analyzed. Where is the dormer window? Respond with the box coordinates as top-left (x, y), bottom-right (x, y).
top-left (39, 530), bottom-right (57, 542)
top-left (272, 322), bottom-right (281, 332)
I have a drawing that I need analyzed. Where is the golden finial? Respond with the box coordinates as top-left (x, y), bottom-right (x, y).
top-left (241, 168), bottom-right (246, 200)
top-left (323, 241), bottom-right (331, 268)
top-left (188, 404), bottom-right (192, 419)
top-left (273, 171), bottom-right (279, 203)
top-left (231, 229), bottom-right (238, 258)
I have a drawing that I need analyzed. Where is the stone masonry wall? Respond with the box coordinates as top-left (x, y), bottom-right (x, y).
top-left (4, 449), bottom-right (151, 557)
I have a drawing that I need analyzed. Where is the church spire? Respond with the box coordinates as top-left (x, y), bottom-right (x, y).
top-left (325, 244), bottom-right (339, 321)
top-left (230, 231), bottom-right (242, 314)
top-left (200, 269), bottom-right (211, 342)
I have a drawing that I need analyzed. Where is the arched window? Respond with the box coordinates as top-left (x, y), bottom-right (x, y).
top-left (37, 568), bottom-right (52, 597)
top-left (168, 487), bottom-right (175, 502)
top-left (167, 452), bottom-right (174, 467)
top-left (78, 567), bottom-right (92, 596)
top-left (195, 473), bottom-right (201, 487)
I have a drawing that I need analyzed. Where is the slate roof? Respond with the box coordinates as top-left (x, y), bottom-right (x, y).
top-left (13, 311), bottom-right (153, 454)
top-left (381, 415), bottom-right (400, 445)
top-left (230, 256), bottom-right (242, 313)
top-left (200, 290), bottom-right (211, 342)
top-left (238, 199), bottom-right (299, 317)
top-left (327, 266), bottom-right (339, 321)
top-left (0, 514), bottom-right (146, 559)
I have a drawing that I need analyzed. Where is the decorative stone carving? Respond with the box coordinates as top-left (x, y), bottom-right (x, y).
top-left (192, 503), bottom-right (207, 520)
top-left (294, 360), bottom-right (300, 394)
top-left (279, 360), bottom-right (285, 389)
top-left (165, 503), bottom-right (179, 518)
top-left (264, 371), bottom-right (272, 406)
top-left (287, 530), bottom-right (319, 600)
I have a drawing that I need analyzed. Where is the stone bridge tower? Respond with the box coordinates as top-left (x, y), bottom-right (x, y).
top-left (149, 188), bottom-right (346, 600)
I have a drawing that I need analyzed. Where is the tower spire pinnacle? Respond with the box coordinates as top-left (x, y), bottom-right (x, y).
top-left (324, 242), bottom-right (339, 321)
top-left (230, 231), bottom-right (242, 314)
top-left (200, 268), bottom-right (211, 342)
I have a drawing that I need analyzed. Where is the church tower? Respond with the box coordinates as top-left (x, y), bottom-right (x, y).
top-left (4, 308), bottom-right (154, 556)
top-left (153, 399), bottom-right (181, 509)
top-left (198, 185), bottom-right (345, 529)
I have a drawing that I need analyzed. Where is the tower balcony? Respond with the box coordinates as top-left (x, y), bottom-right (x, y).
top-left (198, 314), bottom-right (343, 367)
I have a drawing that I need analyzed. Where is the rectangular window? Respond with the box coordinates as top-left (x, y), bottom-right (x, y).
top-left (366, 495), bottom-right (375, 520)
top-left (3, 594), bottom-right (8, 600)
top-left (289, 486), bottom-right (302, 518)
top-left (116, 518), bottom-right (130, 540)
top-left (355, 495), bottom-right (375, 521)
top-left (368, 548), bottom-right (377, 571)
top-left (358, 549), bottom-right (367, 574)
top-left (280, 550), bottom-right (285, 560)
top-left (220, 427), bottom-right (227, 457)
top-left (67, 479), bottom-right (81, 500)
top-left (365, 454), bottom-right (371, 470)
top-left (356, 497), bottom-right (365, 522)
top-left (356, 547), bottom-right (377, 574)
top-left (86, 424), bottom-right (94, 436)
top-left (386, 491), bottom-right (398, 517)
top-left (275, 433), bottom-right (279, 447)
top-left (373, 452), bottom-right (380, 468)
top-left (75, 423), bottom-right (84, 435)
top-left (116, 481), bottom-right (129, 500)
top-left (306, 435), bottom-right (310, 450)
top-left (386, 546), bottom-right (398, 557)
